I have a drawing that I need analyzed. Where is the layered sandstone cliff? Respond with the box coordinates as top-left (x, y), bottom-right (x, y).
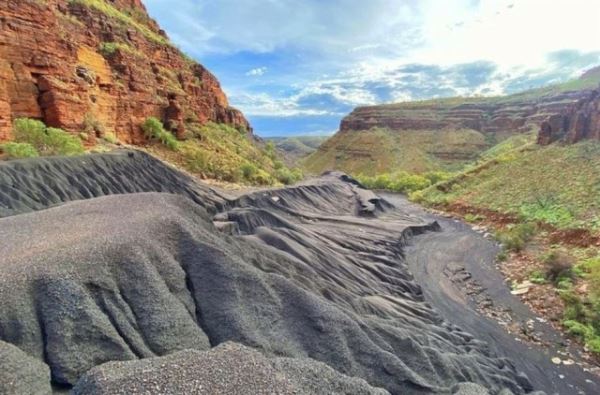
top-left (305, 68), bottom-right (600, 175)
top-left (538, 87), bottom-right (600, 145)
top-left (0, 0), bottom-right (250, 143)
top-left (340, 89), bottom-right (595, 138)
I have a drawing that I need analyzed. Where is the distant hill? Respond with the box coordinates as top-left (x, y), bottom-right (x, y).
top-left (305, 67), bottom-right (600, 176)
top-left (266, 135), bottom-right (329, 166)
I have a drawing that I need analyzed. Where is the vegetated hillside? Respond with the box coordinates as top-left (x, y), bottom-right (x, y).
top-left (305, 67), bottom-right (600, 176)
top-left (419, 136), bottom-right (600, 230)
top-left (415, 133), bottom-right (600, 356)
top-left (266, 135), bottom-right (329, 165)
top-left (0, 0), bottom-right (300, 185)
top-left (417, 84), bottom-right (600, 228)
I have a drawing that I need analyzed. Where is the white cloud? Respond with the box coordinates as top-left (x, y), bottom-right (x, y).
top-left (245, 67), bottom-right (268, 76)
top-left (230, 92), bottom-right (335, 117)
top-left (145, 0), bottom-right (600, 123)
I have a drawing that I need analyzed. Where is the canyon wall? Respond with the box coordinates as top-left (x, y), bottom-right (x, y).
top-left (305, 69), bottom-right (600, 175)
top-left (538, 87), bottom-right (600, 145)
top-left (0, 0), bottom-right (250, 143)
top-left (340, 89), bottom-right (595, 138)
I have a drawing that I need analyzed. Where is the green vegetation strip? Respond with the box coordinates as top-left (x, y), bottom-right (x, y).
top-left (9, 118), bottom-right (84, 157)
top-left (69, 0), bottom-right (168, 45)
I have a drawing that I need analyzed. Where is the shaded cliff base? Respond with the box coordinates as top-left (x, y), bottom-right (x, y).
top-left (0, 151), bottom-right (559, 394)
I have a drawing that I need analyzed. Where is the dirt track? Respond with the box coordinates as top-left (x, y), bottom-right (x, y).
top-left (381, 193), bottom-right (599, 395)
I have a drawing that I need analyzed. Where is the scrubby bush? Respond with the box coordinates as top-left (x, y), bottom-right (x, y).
top-left (0, 142), bottom-right (39, 159)
top-left (356, 171), bottom-right (433, 194)
top-left (495, 223), bottom-right (536, 252)
top-left (464, 213), bottom-right (485, 223)
top-left (13, 118), bottom-right (84, 156)
top-left (276, 167), bottom-right (303, 185)
top-left (103, 132), bottom-right (118, 144)
top-left (45, 128), bottom-right (86, 155)
top-left (240, 163), bottom-right (258, 180)
top-left (423, 171), bottom-right (452, 185)
top-left (390, 173), bottom-right (431, 193)
top-left (142, 117), bottom-right (178, 150)
top-left (13, 118), bottom-right (47, 148)
top-left (82, 113), bottom-right (105, 137)
top-left (541, 251), bottom-right (574, 284)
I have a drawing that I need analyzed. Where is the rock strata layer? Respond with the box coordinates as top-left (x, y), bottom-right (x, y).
top-left (0, 0), bottom-right (249, 143)
top-left (538, 87), bottom-right (600, 145)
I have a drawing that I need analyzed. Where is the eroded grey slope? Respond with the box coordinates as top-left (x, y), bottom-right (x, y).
top-left (0, 153), bottom-right (541, 394)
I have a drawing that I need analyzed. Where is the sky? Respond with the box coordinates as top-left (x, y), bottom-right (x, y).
top-left (144, 0), bottom-right (600, 137)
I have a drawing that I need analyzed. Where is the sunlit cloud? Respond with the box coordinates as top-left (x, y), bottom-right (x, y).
top-left (144, 0), bottom-right (600, 136)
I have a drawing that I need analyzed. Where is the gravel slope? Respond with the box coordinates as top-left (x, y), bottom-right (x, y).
top-left (0, 152), bottom-right (548, 394)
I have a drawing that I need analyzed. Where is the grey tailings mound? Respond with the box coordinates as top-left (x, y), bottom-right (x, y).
top-left (0, 151), bottom-right (545, 394)
top-left (72, 342), bottom-right (390, 395)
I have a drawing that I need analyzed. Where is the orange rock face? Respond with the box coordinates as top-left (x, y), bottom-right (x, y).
top-left (0, 0), bottom-right (250, 143)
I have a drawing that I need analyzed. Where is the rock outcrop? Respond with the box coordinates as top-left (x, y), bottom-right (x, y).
top-left (538, 87), bottom-right (600, 145)
top-left (0, 0), bottom-right (250, 143)
top-left (340, 89), bottom-right (594, 137)
top-left (307, 69), bottom-right (600, 175)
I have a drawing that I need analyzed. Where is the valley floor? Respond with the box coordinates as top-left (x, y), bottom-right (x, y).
top-left (381, 193), bottom-right (599, 394)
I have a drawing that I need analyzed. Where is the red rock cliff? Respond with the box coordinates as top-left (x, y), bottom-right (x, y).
top-left (538, 87), bottom-right (600, 145)
top-left (340, 89), bottom-right (594, 137)
top-left (0, 0), bottom-right (250, 143)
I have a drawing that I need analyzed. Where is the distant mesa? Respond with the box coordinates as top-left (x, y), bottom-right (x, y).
top-left (306, 66), bottom-right (600, 176)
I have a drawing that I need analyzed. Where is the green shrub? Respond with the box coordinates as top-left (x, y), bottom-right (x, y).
top-left (423, 171), bottom-right (452, 185)
top-left (356, 171), bottom-right (432, 194)
top-left (529, 270), bottom-right (547, 284)
top-left (519, 197), bottom-right (575, 227)
top-left (464, 213), bottom-right (485, 223)
top-left (13, 118), bottom-right (84, 156)
top-left (408, 189), bottom-right (425, 203)
top-left (563, 317), bottom-right (600, 354)
top-left (253, 169), bottom-right (273, 185)
top-left (13, 118), bottom-right (47, 148)
top-left (240, 163), bottom-right (258, 180)
top-left (276, 167), bottom-right (303, 185)
top-left (541, 251), bottom-right (574, 284)
top-left (103, 132), bottom-right (118, 144)
top-left (579, 257), bottom-right (600, 300)
top-left (142, 117), bottom-right (178, 150)
top-left (390, 173), bottom-right (431, 193)
top-left (183, 147), bottom-right (208, 173)
top-left (0, 142), bottom-right (39, 159)
top-left (495, 223), bottom-right (537, 252)
top-left (564, 320), bottom-right (594, 338)
top-left (45, 128), bottom-right (85, 155)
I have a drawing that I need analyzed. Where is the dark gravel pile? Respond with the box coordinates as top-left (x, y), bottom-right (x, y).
top-left (0, 153), bottom-right (545, 394)
top-left (72, 342), bottom-right (390, 395)
top-left (0, 340), bottom-right (51, 395)
top-left (0, 150), bottom-right (227, 217)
